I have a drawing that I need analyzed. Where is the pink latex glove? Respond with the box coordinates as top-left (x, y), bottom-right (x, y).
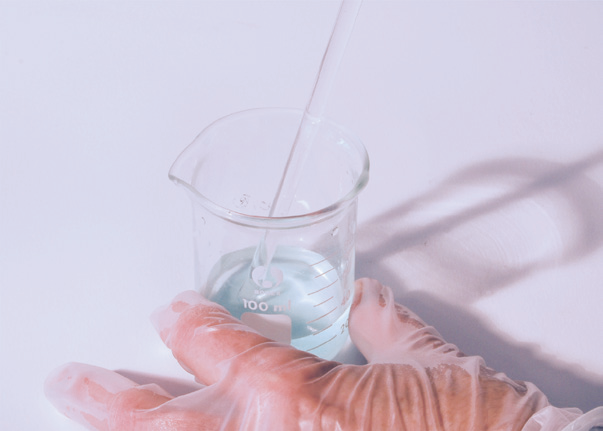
top-left (45, 278), bottom-right (587, 430)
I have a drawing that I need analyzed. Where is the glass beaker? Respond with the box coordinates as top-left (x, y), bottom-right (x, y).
top-left (169, 108), bottom-right (369, 359)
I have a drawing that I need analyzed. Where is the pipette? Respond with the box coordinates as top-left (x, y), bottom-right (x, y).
top-left (251, 0), bottom-right (363, 285)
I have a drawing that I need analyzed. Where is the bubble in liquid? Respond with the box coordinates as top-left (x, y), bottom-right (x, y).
top-left (251, 265), bottom-right (284, 288)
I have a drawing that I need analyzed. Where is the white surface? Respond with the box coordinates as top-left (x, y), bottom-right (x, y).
top-left (1, 1), bottom-right (602, 428)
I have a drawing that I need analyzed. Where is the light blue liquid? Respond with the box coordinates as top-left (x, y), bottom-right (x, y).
top-left (205, 246), bottom-right (353, 360)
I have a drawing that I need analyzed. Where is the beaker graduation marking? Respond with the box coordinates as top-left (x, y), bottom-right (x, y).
top-left (307, 335), bottom-right (338, 352)
top-left (307, 306), bottom-right (337, 325)
top-left (308, 279), bottom-right (338, 295)
top-left (314, 266), bottom-right (337, 279)
top-left (312, 324), bottom-right (333, 336)
top-left (314, 296), bottom-right (334, 307)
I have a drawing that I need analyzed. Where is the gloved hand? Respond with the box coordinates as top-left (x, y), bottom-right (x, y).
top-left (45, 278), bottom-right (588, 430)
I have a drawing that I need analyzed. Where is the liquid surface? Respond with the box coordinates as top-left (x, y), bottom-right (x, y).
top-left (205, 247), bottom-right (352, 359)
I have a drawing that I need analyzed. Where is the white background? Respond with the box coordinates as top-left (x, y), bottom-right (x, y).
top-left (1, 1), bottom-right (603, 429)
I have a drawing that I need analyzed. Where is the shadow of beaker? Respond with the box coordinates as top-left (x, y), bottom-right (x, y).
top-left (357, 150), bottom-right (603, 302)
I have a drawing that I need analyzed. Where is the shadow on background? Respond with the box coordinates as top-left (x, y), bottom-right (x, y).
top-left (356, 150), bottom-right (603, 411)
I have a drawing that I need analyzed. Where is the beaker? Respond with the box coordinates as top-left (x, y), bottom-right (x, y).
top-left (169, 108), bottom-right (369, 359)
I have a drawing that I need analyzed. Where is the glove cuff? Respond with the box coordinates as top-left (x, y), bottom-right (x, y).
top-left (561, 406), bottom-right (603, 431)
top-left (523, 405), bottom-right (603, 431)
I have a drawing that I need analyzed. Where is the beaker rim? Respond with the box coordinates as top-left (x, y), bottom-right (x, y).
top-left (169, 107), bottom-right (370, 229)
